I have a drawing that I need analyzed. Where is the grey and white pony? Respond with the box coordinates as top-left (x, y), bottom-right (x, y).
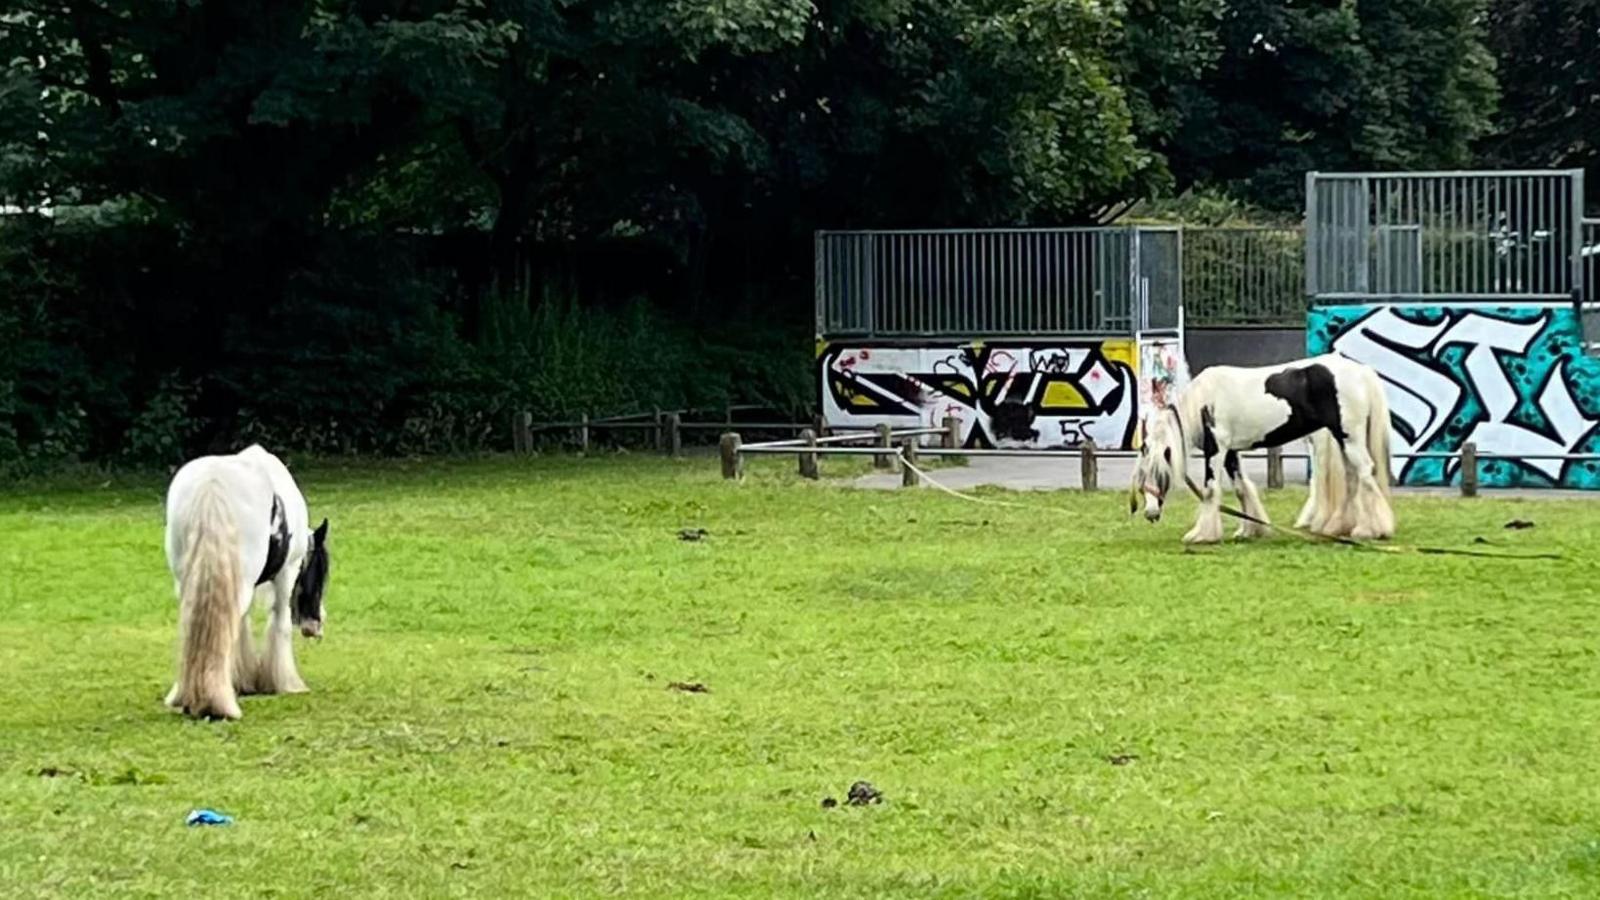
top-left (1129, 354), bottom-right (1395, 544)
top-left (163, 444), bottom-right (330, 720)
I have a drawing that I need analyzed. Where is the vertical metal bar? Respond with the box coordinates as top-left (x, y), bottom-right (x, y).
top-left (1542, 175), bottom-right (1552, 295)
top-left (1011, 230), bottom-right (1020, 334)
top-left (1304, 173), bottom-right (1317, 299)
top-left (815, 232), bottom-right (826, 335)
top-left (1573, 170), bottom-right (1587, 303)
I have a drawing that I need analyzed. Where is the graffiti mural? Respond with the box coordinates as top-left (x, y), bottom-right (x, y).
top-left (1307, 304), bottom-right (1600, 488)
top-left (1137, 337), bottom-right (1189, 427)
top-left (818, 339), bottom-right (1141, 449)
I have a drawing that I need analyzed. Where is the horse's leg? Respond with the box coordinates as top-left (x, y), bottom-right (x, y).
top-left (165, 578), bottom-right (183, 708)
top-left (1183, 451), bottom-right (1227, 545)
top-left (1225, 450), bottom-right (1270, 539)
top-left (231, 590), bottom-right (261, 695)
top-left (1340, 429), bottom-right (1393, 540)
top-left (257, 570), bottom-right (308, 694)
top-left (1295, 436), bottom-right (1323, 529)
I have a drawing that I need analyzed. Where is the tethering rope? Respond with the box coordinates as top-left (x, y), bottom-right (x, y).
top-left (893, 452), bottom-right (1564, 561)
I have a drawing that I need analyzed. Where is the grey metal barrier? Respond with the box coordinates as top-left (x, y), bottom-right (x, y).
top-left (816, 227), bottom-right (1171, 338)
top-left (1307, 169), bottom-right (1587, 301)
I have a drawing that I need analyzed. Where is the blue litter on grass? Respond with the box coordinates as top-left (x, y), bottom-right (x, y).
top-left (186, 809), bottom-right (233, 826)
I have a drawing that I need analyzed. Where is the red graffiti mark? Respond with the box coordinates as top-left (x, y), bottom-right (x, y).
top-left (987, 351), bottom-right (1018, 374)
top-left (859, 349), bottom-right (872, 361)
top-left (1089, 368), bottom-right (1102, 381)
top-left (840, 355), bottom-right (857, 369)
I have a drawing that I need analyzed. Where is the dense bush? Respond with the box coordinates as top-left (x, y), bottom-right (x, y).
top-left (0, 223), bottom-right (812, 472)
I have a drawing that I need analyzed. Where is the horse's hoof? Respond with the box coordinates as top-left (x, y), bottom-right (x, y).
top-left (185, 700), bottom-right (241, 721)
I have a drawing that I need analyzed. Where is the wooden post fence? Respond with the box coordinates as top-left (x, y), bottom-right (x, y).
top-left (798, 428), bottom-right (820, 479)
top-left (719, 433), bottom-right (743, 480)
top-left (1266, 446), bottom-right (1284, 490)
top-left (874, 424), bottom-right (895, 470)
top-left (901, 439), bottom-right (920, 487)
top-left (513, 411), bottom-right (533, 455)
top-left (666, 412), bottom-right (682, 458)
top-left (1079, 439), bottom-right (1098, 491)
top-left (1460, 442), bottom-right (1478, 497)
top-left (942, 416), bottom-right (962, 464)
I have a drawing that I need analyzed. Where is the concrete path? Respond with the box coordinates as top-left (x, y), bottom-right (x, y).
top-left (851, 453), bottom-right (1303, 492)
top-left (851, 453), bottom-right (1599, 501)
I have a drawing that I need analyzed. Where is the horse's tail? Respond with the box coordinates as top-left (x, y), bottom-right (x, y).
top-left (1365, 369), bottom-right (1393, 498)
top-left (175, 478), bottom-right (243, 720)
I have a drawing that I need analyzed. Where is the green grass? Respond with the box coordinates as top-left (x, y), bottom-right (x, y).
top-left (4, 454), bottom-right (1600, 897)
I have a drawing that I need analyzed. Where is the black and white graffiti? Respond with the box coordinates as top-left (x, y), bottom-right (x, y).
top-left (817, 340), bottom-right (1140, 449)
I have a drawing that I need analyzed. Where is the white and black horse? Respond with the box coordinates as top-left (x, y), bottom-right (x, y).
top-left (163, 444), bottom-right (330, 720)
top-left (1130, 354), bottom-right (1395, 544)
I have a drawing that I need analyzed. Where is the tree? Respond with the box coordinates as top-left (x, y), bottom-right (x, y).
top-left (1482, 0), bottom-right (1600, 202)
top-left (1160, 0), bottom-right (1497, 209)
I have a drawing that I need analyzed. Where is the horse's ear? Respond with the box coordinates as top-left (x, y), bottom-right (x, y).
top-left (313, 519), bottom-right (329, 544)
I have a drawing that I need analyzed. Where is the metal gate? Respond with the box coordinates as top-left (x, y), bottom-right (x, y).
top-left (1305, 169), bottom-right (1588, 302)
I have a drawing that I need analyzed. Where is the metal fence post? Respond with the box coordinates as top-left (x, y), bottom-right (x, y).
top-left (1460, 442), bottom-right (1479, 497)
top-left (901, 439), bottom-right (919, 487)
top-left (1266, 446), bottom-right (1284, 490)
top-left (719, 432), bottom-right (743, 480)
top-left (798, 428), bottom-right (820, 479)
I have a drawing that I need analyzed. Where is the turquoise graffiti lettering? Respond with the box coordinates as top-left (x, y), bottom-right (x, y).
top-left (1307, 304), bottom-right (1600, 489)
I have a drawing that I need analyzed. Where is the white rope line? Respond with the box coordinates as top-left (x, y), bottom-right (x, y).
top-left (896, 452), bottom-right (1080, 515)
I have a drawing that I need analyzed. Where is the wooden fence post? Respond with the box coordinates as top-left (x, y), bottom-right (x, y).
top-left (666, 412), bottom-right (682, 458)
top-left (874, 423), bottom-right (894, 469)
top-left (1266, 446), bottom-right (1284, 490)
top-left (578, 413), bottom-right (591, 456)
top-left (901, 439), bottom-right (920, 487)
top-left (798, 428), bottom-right (820, 479)
top-left (1079, 439), bottom-right (1098, 491)
top-left (1460, 442), bottom-right (1479, 497)
top-left (719, 432), bottom-right (743, 480)
top-left (942, 416), bottom-right (962, 465)
top-left (652, 407), bottom-right (663, 452)
top-left (513, 411), bottom-right (532, 455)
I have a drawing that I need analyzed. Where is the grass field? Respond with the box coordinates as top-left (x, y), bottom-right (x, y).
top-left (4, 454), bottom-right (1600, 897)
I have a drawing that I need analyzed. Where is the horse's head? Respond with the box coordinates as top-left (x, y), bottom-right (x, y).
top-left (292, 518), bottom-right (330, 639)
top-left (1130, 411), bottom-right (1181, 522)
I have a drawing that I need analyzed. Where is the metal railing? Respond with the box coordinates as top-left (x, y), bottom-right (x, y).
top-left (815, 227), bottom-right (1178, 338)
top-left (1182, 227), bottom-right (1305, 326)
top-left (1307, 169), bottom-right (1587, 301)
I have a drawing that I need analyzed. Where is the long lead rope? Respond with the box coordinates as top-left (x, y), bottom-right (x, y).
top-left (895, 453), bottom-right (1563, 561)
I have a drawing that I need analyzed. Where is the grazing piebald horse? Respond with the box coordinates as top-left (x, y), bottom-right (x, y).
top-left (163, 444), bottom-right (330, 720)
top-left (1129, 354), bottom-right (1394, 544)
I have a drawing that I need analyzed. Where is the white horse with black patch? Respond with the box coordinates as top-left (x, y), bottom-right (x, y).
top-left (1130, 354), bottom-right (1395, 544)
top-left (163, 444), bottom-right (330, 720)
